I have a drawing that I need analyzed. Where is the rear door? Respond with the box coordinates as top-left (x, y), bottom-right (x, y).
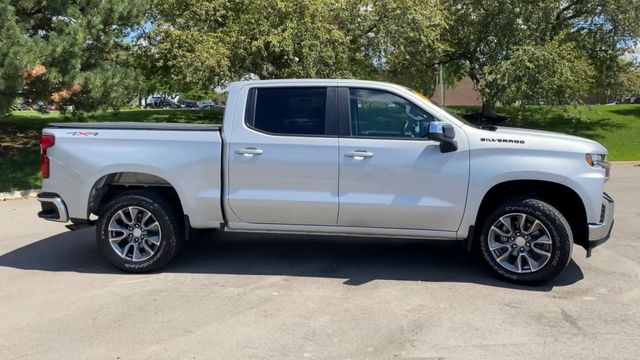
top-left (337, 87), bottom-right (469, 231)
top-left (226, 85), bottom-right (340, 225)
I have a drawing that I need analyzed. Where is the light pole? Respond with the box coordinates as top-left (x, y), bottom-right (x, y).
top-left (438, 64), bottom-right (445, 106)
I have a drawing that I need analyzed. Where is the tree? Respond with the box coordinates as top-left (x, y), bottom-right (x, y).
top-left (140, 0), bottom-right (447, 94)
top-left (609, 61), bottom-right (640, 99)
top-left (497, 38), bottom-right (595, 106)
top-left (443, 0), bottom-right (640, 115)
top-left (0, 0), bottom-right (146, 114)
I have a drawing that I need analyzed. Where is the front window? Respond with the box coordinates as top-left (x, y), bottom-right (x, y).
top-left (348, 88), bottom-right (434, 138)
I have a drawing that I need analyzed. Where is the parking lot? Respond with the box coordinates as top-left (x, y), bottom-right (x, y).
top-left (1, 164), bottom-right (639, 359)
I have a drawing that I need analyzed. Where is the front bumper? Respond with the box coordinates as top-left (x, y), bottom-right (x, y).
top-left (586, 192), bottom-right (614, 256)
top-left (37, 192), bottom-right (69, 223)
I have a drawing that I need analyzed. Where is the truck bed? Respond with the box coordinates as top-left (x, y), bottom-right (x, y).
top-left (48, 122), bottom-right (221, 131)
top-left (42, 122), bottom-right (224, 229)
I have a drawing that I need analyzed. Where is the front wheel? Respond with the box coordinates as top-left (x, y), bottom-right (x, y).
top-left (96, 190), bottom-right (183, 272)
top-left (479, 198), bottom-right (573, 284)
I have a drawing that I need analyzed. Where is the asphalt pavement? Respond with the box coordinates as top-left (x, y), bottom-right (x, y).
top-left (1, 164), bottom-right (639, 359)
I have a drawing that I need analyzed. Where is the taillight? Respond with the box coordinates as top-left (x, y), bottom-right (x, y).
top-left (40, 135), bottom-right (55, 178)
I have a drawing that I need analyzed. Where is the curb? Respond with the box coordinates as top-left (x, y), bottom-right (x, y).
top-left (0, 189), bottom-right (39, 201)
top-left (610, 161), bottom-right (640, 166)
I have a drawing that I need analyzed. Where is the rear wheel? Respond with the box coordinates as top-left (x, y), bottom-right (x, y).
top-left (96, 190), bottom-right (183, 272)
top-left (479, 198), bottom-right (573, 284)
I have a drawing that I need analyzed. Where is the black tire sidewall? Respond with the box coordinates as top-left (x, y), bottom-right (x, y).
top-left (96, 191), bottom-right (181, 272)
top-left (479, 198), bottom-right (573, 284)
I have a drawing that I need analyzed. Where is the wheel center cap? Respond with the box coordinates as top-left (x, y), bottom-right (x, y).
top-left (133, 228), bottom-right (142, 238)
top-left (515, 237), bottom-right (526, 246)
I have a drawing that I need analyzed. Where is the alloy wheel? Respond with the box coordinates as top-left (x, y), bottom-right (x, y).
top-left (107, 206), bottom-right (161, 262)
top-left (487, 213), bottom-right (553, 273)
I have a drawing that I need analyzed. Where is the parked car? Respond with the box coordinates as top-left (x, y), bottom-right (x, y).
top-left (200, 103), bottom-right (225, 109)
top-left (11, 102), bottom-right (32, 111)
top-left (146, 97), bottom-right (180, 109)
top-left (182, 100), bottom-right (199, 109)
top-left (199, 99), bottom-right (225, 109)
top-left (37, 79), bottom-right (613, 284)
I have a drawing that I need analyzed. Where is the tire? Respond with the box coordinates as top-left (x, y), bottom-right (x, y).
top-left (479, 198), bottom-right (573, 284)
top-left (96, 190), bottom-right (183, 273)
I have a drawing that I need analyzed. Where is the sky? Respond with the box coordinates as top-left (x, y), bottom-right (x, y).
top-left (629, 43), bottom-right (640, 62)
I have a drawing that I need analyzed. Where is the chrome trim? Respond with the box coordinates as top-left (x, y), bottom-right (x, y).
top-left (600, 161), bottom-right (611, 181)
top-left (37, 194), bottom-right (69, 223)
top-left (588, 193), bottom-right (614, 242)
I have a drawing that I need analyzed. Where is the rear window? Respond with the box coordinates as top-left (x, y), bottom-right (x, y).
top-left (250, 87), bottom-right (327, 136)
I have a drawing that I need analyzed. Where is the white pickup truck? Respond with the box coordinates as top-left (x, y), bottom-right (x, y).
top-left (37, 79), bottom-right (614, 283)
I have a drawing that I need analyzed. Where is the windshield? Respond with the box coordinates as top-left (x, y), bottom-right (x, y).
top-left (432, 102), bottom-right (478, 127)
top-left (407, 88), bottom-right (477, 128)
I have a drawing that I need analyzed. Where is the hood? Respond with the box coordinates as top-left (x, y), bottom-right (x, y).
top-left (471, 126), bottom-right (608, 155)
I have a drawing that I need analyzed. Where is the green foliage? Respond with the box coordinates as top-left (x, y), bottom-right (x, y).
top-left (443, 0), bottom-right (640, 114)
top-left (498, 38), bottom-right (595, 106)
top-left (140, 0), bottom-right (447, 94)
top-left (0, 0), bottom-right (147, 114)
top-left (610, 62), bottom-right (640, 98)
top-left (179, 90), bottom-right (223, 101)
top-left (620, 70), bottom-right (640, 96)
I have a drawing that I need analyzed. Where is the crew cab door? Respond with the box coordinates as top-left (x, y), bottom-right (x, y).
top-left (337, 87), bottom-right (469, 231)
top-left (226, 86), bottom-right (339, 225)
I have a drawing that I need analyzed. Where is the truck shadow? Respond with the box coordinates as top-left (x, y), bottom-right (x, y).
top-left (0, 228), bottom-right (584, 291)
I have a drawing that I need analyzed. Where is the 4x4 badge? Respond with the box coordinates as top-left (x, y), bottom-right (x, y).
top-left (67, 131), bottom-right (99, 137)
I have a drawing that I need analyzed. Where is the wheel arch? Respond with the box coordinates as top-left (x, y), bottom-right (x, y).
top-left (88, 172), bottom-right (185, 220)
top-left (474, 180), bottom-right (589, 250)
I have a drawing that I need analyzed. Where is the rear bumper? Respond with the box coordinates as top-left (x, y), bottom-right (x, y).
top-left (37, 192), bottom-right (69, 223)
top-left (586, 192), bottom-right (614, 256)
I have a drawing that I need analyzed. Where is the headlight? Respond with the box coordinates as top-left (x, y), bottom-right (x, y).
top-left (585, 153), bottom-right (610, 180)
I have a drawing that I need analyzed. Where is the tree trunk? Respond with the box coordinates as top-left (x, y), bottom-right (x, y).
top-left (481, 99), bottom-right (497, 117)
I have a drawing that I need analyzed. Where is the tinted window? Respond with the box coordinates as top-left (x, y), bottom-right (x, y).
top-left (252, 87), bottom-right (327, 135)
top-left (349, 88), bottom-right (433, 138)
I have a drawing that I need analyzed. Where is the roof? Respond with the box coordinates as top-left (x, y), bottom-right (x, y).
top-left (229, 78), bottom-right (405, 89)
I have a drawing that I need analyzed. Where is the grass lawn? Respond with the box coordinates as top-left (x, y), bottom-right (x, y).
top-left (0, 105), bottom-right (638, 192)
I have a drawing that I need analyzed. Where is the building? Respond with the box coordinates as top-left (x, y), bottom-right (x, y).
top-left (431, 77), bottom-right (482, 106)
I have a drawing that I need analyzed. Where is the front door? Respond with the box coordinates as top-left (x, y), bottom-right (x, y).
top-left (227, 86), bottom-right (339, 226)
top-left (337, 87), bottom-right (469, 231)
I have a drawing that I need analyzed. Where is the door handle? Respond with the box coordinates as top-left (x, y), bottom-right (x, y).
top-left (235, 147), bottom-right (263, 157)
top-left (344, 150), bottom-right (374, 160)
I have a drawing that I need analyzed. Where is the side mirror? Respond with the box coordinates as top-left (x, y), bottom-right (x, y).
top-left (427, 122), bottom-right (458, 153)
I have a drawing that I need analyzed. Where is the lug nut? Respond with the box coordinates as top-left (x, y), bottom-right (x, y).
top-left (511, 244), bottom-right (517, 249)
top-left (520, 247), bottom-right (525, 252)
